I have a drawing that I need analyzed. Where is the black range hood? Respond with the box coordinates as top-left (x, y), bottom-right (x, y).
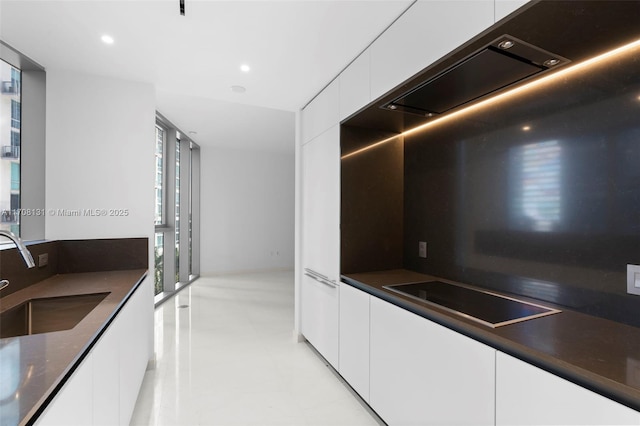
top-left (384, 35), bottom-right (569, 117)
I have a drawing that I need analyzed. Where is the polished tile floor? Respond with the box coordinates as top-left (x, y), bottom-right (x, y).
top-left (130, 270), bottom-right (382, 426)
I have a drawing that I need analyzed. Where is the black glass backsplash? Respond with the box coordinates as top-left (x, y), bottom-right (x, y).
top-left (401, 38), bottom-right (640, 327)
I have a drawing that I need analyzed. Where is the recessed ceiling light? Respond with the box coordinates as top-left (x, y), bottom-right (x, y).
top-left (188, 131), bottom-right (197, 135)
top-left (544, 58), bottom-right (560, 67)
top-left (240, 64), bottom-right (250, 73)
top-left (522, 125), bottom-right (531, 131)
top-left (498, 40), bottom-right (514, 50)
top-left (231, 85), bottom-right (246, 93)
top-left (101, 35), bottom-right (114, 45)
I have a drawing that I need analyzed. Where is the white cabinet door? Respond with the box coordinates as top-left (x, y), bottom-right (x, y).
top-left (301, 124), bottom-right (340, 368)
top-left (91, 320), bottom-right (120, 426)
top-left (36, 279), bottom-right (152, 426)
top-left (118, 278), bottom-right (151, 425)
top-left (496, 352), bottom-right (640, 425)
top-left (494, 0), bottom-right (530, 22)
top-left (36, 354), bottom-right (94, 426)
top-left (339, 49), bottom-right (371, 122)
top-left (370, 296), bottom-right (495, 426)
top-left (301, 273), bottom-right (339, 367)
top-left (301, 79), bottom-right (340, 144)
top-left (339, 283), bottom-right (370, 402)
top-left (370, 0), bottom-right (494, 101)
top-left (301, 124), bottom-right (340, 279)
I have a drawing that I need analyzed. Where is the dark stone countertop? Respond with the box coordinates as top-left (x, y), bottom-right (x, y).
top-left (342, 269), bottom-right (640, 412)
top-left (0, 269), bottom-right (147, 426)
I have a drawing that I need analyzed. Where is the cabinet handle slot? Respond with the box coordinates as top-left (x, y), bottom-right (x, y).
top-left (304, 271), bottom-right (337, 288)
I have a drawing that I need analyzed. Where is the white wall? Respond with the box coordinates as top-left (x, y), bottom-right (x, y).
top-left (45, 69), bottom-right (155, 241)
top-left (200, 146), bottom-right (295, 275)
top-left (44, 69), bottom-right (155, 358)
top-left (44, 69), bottom-right (155, 359)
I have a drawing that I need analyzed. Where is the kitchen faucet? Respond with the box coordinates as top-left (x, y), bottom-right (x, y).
top-left (0, 230), bottom-right (36, 292)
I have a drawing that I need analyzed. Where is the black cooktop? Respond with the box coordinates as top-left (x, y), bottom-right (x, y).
top-left (383, 281), bottom-right (559, 327)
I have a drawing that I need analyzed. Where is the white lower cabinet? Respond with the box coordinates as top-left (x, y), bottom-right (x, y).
top-left (117, 279), bottom-right (151, 425)
top-left (369, 296), bottom-right (495, 426)
top-left (338, 283), bottom-right (370, 402)
top-left (496, 351), bottom-right (640, 425)
top-left (37, 278), bottom-right (151, 426)
top-left (91, 317), bottom-right (120, 426)
top-left (301, 273), bottom-right (339, 368)
top-left (35, 350), bottom-right (94, 426)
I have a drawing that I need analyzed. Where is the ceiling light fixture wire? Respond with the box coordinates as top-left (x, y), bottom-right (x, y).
top-left (180, 0), bottom-right (185, 16)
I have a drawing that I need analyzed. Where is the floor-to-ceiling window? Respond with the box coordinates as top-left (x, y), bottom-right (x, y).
top-left (175, 137), bottom-right (180, 283)
top-left (0, 60), bottom-right (21, 236)
top-left (188, 145), bottom-right (193, 276)
top-left (154, 114), bottom-right (200, 302)
top-left (154, 125), bottom-right (165, 294)
top-left (0, 42), bottom-right (46, 242)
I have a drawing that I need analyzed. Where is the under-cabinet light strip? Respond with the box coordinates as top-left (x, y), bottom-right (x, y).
top-left (341, 37), bottom-right (640, 160)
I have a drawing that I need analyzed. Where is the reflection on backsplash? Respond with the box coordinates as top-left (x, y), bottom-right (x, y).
top-left (508, 140), bottom-right (562, 233)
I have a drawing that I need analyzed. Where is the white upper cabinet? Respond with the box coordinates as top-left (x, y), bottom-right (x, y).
top-left (369, 0), bottom-right (494, 102)
top-left (339, 49), bottom-right (371, 122)
top-left (301, 124), bottom-right (341, 279)
top-left (495, 0), bottom-right (530, 22)
top-left (300, 125), bottom-right (341, 367)
top-left (496, 352), bottom-right (640, 425)
top-left (301, 79), bottom-right (340, 145)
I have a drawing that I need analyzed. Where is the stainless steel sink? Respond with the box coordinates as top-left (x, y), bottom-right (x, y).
top-left (383, 281), bottom-right (560, 328)
top-left (0, 293), bottom-right (109, 338)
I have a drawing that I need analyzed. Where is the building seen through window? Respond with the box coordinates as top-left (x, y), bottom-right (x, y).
top-left (0, 59), bottom-right (21, 235)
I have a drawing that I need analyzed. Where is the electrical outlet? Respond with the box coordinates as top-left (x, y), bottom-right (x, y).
top-left (38, 253), bottom-right (48, 268)
top-left (627, 357), bottom-right (640, 388)
top-left (419, 241), bottom-right (427, 258)
top-left (627, 264), bottom-right (640, 295)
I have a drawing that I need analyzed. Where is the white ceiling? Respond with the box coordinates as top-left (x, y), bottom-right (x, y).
top-left (0, 0), bottom-right (412, 150)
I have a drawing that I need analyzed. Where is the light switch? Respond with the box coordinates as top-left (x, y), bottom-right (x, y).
top-left (626, 357), bottom-right (640, 388)
top-left (419, 241), bottom-right (427, 258)
top-left (626, 264), bottom-right (640, 295)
